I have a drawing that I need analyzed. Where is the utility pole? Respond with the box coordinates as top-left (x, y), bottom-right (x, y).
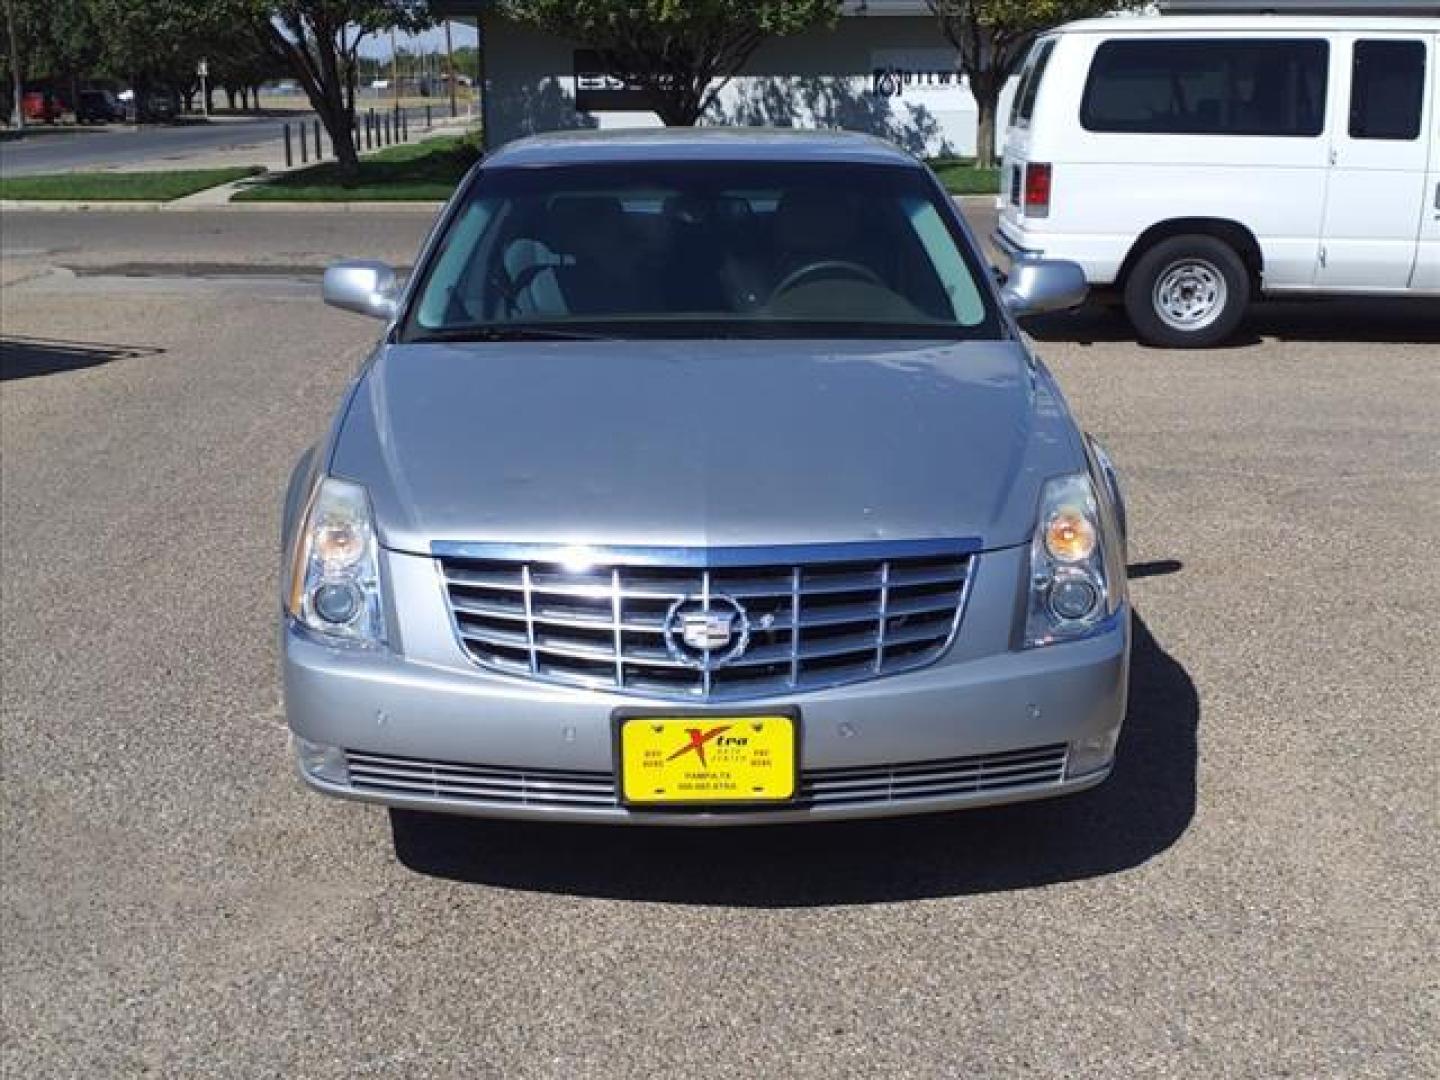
top-left (444, 20), bottom-right (457, 118)
top-left (390, 28), bottom-right (399, 108)
top-left (198, 58), bottom-right (209, 119)
top-left (4, 0), bottom-right (24, 131)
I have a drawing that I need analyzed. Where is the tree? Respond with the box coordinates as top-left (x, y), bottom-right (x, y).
top-left (928, 1), bottom-right (1132, 168)
top-left (208, 22), bottom-right (283, 113)
top-left (90, 0), bottom-right (211, 114)
top-left (233, 1), bottom-right (433, 175)
top-left (503, 0), bottom-right (841, 127)
top-left (2, 0), bottom-right (98, 123)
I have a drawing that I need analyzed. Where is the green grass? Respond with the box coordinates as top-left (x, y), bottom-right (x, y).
top-left (234, 132), bottom-right (481, 202)
top-left (0, 166), bottom-right (263, 201)
top-left (927, 158), bottom-right (1002, 196)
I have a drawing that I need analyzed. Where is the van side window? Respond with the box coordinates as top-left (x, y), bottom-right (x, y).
top-left (1081, 39), bottom-right (1328, 137)
top-left (1349, 40), bottom-right (1427, 141)
top-left (1013, 40), bottom-right (1055, 126)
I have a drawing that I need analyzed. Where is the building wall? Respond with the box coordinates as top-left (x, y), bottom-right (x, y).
top-left (477, 15), bottom-right (1018, 157)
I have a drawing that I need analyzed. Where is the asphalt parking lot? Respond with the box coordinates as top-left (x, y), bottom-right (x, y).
top-left (2, 207), bottom-right (1437, 1078)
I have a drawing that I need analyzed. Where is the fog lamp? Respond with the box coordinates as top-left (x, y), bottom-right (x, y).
top-left (1067, 725), bottom-right (1121, 778)
top-left (294, 736), bottom-right (348, 784)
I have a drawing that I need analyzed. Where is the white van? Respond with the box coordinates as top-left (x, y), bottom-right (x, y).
top-left (994, 11), bottom-right (1439, 346)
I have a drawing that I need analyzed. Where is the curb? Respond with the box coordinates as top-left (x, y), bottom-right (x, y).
top-left (0, 199), bottom-right (167, 211)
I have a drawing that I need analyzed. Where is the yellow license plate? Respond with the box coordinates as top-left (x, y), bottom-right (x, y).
top-left (619, 715), bottom-right (797, 805)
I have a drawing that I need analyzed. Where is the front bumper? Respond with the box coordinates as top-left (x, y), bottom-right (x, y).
top-left (285, 602), bottom-right (1130, 825)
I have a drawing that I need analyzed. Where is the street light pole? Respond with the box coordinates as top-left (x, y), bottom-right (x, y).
top-left (445, 20), bottom-right (457, 118)
top-left (391, 28), bottom-right (400, 108)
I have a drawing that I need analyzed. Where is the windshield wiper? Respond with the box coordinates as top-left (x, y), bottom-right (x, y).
top-left (408, 325), bottom-right (617, 343)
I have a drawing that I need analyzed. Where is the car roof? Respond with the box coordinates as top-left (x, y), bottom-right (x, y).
top-left (484, 127), bottom-right (923, 169)
top-left (1051, 13), bottom-right (1439, 34)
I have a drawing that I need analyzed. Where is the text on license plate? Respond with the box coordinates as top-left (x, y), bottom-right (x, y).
top-left (619, 715), bottom-right (796, 804)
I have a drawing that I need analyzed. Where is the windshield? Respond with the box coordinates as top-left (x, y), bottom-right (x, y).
top-left (402, 160), bottom-right (1001, 342)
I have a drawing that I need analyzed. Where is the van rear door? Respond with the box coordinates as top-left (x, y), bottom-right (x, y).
top-left (999, 37), bottom-right (1057, 236)
top-left (1317, 33), bottom-right (1434, 289)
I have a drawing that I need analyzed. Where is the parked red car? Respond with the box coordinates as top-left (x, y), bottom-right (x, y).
top-left (22, 92), bottom-right (68, 123)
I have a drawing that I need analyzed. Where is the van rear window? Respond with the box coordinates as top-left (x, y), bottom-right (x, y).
top-left (1081, 39), bottom-right (1328, 137)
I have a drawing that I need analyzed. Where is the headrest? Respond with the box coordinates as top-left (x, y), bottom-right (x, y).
top-left (546, 196), bottom-right (625, 250)
top-left (775, 189), bottom-right (859, 253)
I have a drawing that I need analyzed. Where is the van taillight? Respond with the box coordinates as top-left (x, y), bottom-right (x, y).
top-left (1024, 163), bottom-right (1052, 218)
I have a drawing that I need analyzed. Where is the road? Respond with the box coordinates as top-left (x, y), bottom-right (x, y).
top-left (2, 210), bottom-right (1437, 1078)
top-left (0, 107), bottom-right (440, 176)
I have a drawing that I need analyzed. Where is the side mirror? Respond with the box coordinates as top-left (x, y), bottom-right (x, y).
top-left (1001, 259), bottom-right (1088, 318)
top-left (323, 260), bottom-right (400, 321)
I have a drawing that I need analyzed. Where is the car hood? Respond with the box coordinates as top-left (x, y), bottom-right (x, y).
top-left (330, 338), bottom-right (1085, 555)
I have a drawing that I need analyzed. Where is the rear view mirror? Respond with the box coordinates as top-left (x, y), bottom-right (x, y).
top-left (323, 260), bottom-right (400, 321)
top-left (1001, 259), bottom-right (1088, 318)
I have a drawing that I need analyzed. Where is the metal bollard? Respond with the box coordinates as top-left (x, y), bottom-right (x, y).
top-left (425, 104), bottom-right (432, 128)
top-left (283, 122), bottom-right (292, 168)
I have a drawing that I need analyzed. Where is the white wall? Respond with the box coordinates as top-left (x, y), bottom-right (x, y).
top-left (479, 15), bottom-right (1018, 158)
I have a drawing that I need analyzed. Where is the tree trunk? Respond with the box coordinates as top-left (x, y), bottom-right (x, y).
top-left (653, 87), bottom-right (704, 126)
top-left (323, 101), bottom-right (359, 174)
top-left (205, 83), bottom-right (216, 115)
top-left (225, 85), bottom-right (237, 111)
top-left (969, 70), bottom-right (1002, 170)
top-left (5, 0), bottom-right (25, 131)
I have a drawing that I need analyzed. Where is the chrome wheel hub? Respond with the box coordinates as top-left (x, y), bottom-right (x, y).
top-left (1153, 259), bottom-right (1227, 332)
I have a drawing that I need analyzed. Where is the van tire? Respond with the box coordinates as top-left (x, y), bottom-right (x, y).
top-left (1124, 235), bottom-right (1250, 348)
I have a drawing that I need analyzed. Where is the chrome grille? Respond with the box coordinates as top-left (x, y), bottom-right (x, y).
top-left (436, 541), bottom-right (975, 700)
top-left (802, 744), bottom-right (1068, 805)
top-left (344, 744), bottom-right (1067, 810)
top-left (347, 750), bottom-right (616, 809)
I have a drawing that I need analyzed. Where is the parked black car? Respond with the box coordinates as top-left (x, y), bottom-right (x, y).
top-left (75, 90), bottom-right (124, 124)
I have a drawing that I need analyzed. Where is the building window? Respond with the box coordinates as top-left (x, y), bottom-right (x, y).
top-left (1081, 39), bottom-right (1328, 137)
top-left (1349, 40), bottom-right (1427, 141)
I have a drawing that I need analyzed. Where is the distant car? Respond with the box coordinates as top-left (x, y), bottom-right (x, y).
top-left (21, 92), bottom-right (66, 123)
top-left (123, 91), bottom-right (177, 123)
top-left (75, 90), bottom-right (124, 124)
top-left (284, 129), bottom-right (1131, 826)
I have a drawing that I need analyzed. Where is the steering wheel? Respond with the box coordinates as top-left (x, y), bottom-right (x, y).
top-left (769, 260), bottom-right (885, 303)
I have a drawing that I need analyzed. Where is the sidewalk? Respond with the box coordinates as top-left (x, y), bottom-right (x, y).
top-left (1, 113), bottom-right (471, 212)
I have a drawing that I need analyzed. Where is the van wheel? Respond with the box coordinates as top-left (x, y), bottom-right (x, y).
top-left (1124, 235), bottom-right (1250, 348)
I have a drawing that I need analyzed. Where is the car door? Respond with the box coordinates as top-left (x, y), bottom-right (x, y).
top-left (1316, 33), bottom-right (1434, 290)
top-left (1410, 33), bottom-right (1440, 290)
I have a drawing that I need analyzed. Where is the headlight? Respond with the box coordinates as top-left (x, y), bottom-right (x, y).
top-left (1025, 473), bottom-right (1118, 648)
top-left (286, 477), bottom-right (386, 647)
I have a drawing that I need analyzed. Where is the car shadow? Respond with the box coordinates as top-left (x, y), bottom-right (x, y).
top-left (390, 612), bottom-right (1197, 906)
top-left (1023, 296), bottom-right (1439, 347)
top-left (0, 335), bottom-right (164, 381)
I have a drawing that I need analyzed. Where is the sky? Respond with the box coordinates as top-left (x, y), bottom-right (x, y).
top-left (357, 19), bottom-right (480, 60)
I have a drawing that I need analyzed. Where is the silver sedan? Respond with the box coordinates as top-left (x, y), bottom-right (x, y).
top-left (282, 128), bottom-right (1129, 825)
